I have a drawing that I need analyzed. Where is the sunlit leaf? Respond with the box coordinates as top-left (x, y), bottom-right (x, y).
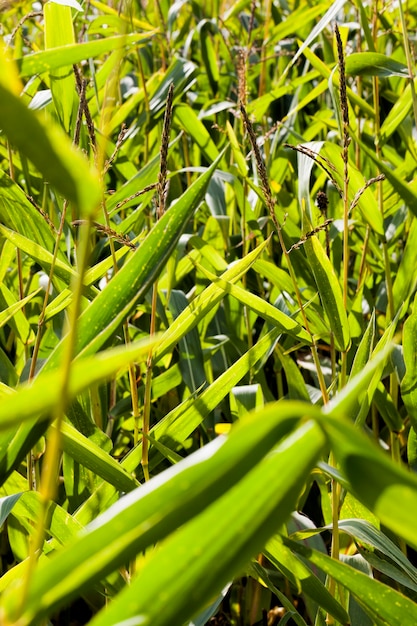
top-left (345, 52), bottom-right (408, 78)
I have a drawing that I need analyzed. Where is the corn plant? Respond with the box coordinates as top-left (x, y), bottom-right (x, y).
top-left (1, 0), bottom-right (417, 625)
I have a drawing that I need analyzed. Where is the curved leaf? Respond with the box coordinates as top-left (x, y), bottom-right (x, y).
top-left (0, 79), bottom-right (100, 216)
top-left (16, 33), bottom-right (156, 77)
top-left (286, 536), bottom-right (417, 626)
top-left (1, 405), bottom-right (320, 625)
top-left (345, 52), bottom-right (408, 78)
top-left (87, 421), bottom-right (325, 626)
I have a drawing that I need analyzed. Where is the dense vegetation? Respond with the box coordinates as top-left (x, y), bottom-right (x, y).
top-left (1, 0), bottom-right (417, 624)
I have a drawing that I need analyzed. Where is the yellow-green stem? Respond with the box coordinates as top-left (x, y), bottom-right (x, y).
top-left (100, 202), bottom-right (139, 447)
top-left (342, 175), bottom-right (349, 311)
top-left (20, 217), bottom-right (93, 611)
top-left (373, 25), bottom-right (400, 468)
top-left (29, 202), bottom-right (69, 381)
top-left (124, 324), bottom-right (141, 446)
top-left (328, 452), bottom-right (341, 617)
top-left (382, 240), bottom-right (394, 323)
top-left (340, 158), bottom-right (349, 392)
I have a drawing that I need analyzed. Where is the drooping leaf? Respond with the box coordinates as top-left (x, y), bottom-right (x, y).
top-left (345, 52), bottom-right (408, 78)
top-left (321, 415), bottom-right (417, 551)
top-left (0, 69), bottom-right (100, 216)
top-left (286, 536), bottom-right (417, 626)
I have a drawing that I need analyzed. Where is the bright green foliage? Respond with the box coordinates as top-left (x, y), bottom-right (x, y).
top-left (0, 1), bottom-right (417, 625)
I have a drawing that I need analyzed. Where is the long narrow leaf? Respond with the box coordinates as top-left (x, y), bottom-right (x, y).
top-left (285, 536), bottom-right (417, 626)
top-left (1, 404), bottom-right (319, 624)
top-left (17, 32), bottom-right (156, 77)
top-left (87, 421), bottom-right (325, 626)
top-left (50, 152), bottom-right (224, 365)
top-left (0, 337), bottom-right (158, 432)
top-left (320, 415), bottom-right (417, 551)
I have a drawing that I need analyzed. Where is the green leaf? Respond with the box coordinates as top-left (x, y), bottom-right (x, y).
top-left (167, 290), bottom-right (206, 393)
top-left (87, 421), bottom-right (325, 626)
top-left (0, 493), bottom-right (23, 528)
top-left (194, 260), bottom-right (312, 344)
top-left (290, 516), bottom-right (417, 592)
top-left (51, 152), bottom-right (224, 365)
top-left (285, 536), bottom-right (417, 626)
top-left (318, 142), bottom-right (384, 236)
top-left (408, 427), bottom-right (417, 472)
top-left (141, 327), bottom-right (282, 477)
top-left (345, 52), bottom-right (408, 78)
top-left (303, 235), bottom-right (350, 351)
top-left (320, 415), bottom-right (417, 551)
top-left (230, 384), bottom-right (263, 419)
top-left (73, 327), bottom-right (283, 526)
top-left (44, 1), bottom-right (76, 132)
top-left (0, 77), bottom-right (100, 216)
top-left (0, 224), bottom-right (77, 288)
top-left (187, 585), bottom-right (231, 626)
top-left (349, 311), bottom-right (375, 380)
top-left (265, 534), bottom-right (349, 625)
top-left (356, 136), bottom-right (417, 219)
top-left (373, 383), bottom-right (404, 433)
top-left (325, 333), bottom-right (393, 423)
top-left (393, 217), bottom-right (417, 311)
top-left (380, 80), bottom-right (415, 143)
top-left (401, 295), bottom-right (417, 430)
top-left (226, 121), bottom-right (248, 176)
top-left (0, 285), bottom-right (39, 338)
top-left (297, 140), bottom-right (323, 223)
top-left (129, 57), bottom-right (197, 132)
top-left (0, 154), bottom-right (223, 484)
top-left (0, 170), bottom-right (66, 261)
top-left (0, 337), bottom-right (159, 433)
top-left (336, 519), bottom-right (417, 588)
top-left (106, 148), bottom-right (163, 215)
top-left (1, 404), bottom-right (319, 624)
top-left (57, 422), bottom-right (139, 493)
top-left (175, 104), bottom-right (220, 163)
top-left (16, 33), bottom-right (156, 77)
top-left (0, 472), bottom-right (83, 559)
top-left (300, 45), bottom-right (375, 119)
top-left (276, 346), bottom-right (311, 402)
top-left (249, 560), bottom-right (309, 626)
top-left (198, 20), bottom-right (220, 95)
top-left (154, 239), bottom-right (271, 363)
top-left (286, 0), bottom-right (349, 75)
top-left (360, 549), bottom-right (417, 594)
